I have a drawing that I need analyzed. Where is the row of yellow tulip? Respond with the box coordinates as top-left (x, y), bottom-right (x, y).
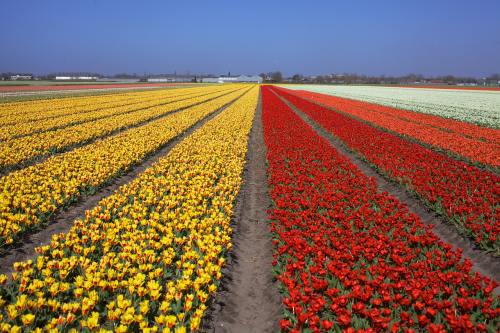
top-left (0, 85), bottom-right (233, 127)
top-left (0, 85), bottom-right (259, 332)
top-left (0, 86), bottom-right (244, 170)
top-left (0, 87), bottom-right (249, 247)
top-left (0, 89), bottom-right (166, 122)
top-left (0, 86), bottom-right (234, 141)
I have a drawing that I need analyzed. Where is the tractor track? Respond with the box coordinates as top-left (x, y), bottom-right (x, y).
top-left (203, 91), bottom-right (282, 333)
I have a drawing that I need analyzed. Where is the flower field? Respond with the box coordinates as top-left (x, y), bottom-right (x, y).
top-left (0, 85), bottom-right (258, 331)
top-left (0, 89), bottom-right (183, 125)
top-left (0, 87), bottom-right (220, 141)
top-left (284, 85), bottom-right (500, 128)
top-left (262, 86), bottom-right (498, 332)
top-left (271, 86), bottom-right (500, 254)
top-left (0, 84), bottom-right (498, 332)
top-left (0, 86), bottom-right (240, 171)
top-left (282, 89), bottom-right (500, 167)
top-left (0, 87), bottom-right (249, 247)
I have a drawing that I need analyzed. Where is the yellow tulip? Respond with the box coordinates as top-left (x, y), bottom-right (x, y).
top-left (0, 85), bottom-right (259, 331)
top-left (21, 313), bottom-right (35, 325)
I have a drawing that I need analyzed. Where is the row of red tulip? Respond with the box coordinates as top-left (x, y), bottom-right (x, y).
top-left (272, 86), bottom-right (500, 255)
top-left (289, 89), bottom-right (500, 167)
top-left (261, 86), bottom-right (498, 332)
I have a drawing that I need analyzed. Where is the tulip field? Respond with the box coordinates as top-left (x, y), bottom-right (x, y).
top-left (272, 87), bottom-right (499, 253)
top-left (284, 85), bottom-right (500, 128)
top-left (263, 86), bottom-right (498, 332)
top-left (0, 84), bottom-right (498, 332)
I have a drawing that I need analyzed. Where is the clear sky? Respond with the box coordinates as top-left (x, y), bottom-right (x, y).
top-left (1, 0), bottom-right (499, 77)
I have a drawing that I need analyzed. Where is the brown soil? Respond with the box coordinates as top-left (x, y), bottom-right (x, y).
top-left (203, 92), bottom-right (282, 333)
top-left (274, 91), bottom-right (500, 289)
top-left (0, 88), bottom-right (250, 277)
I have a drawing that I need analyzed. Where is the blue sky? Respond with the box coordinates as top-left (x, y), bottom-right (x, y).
top-left (1, 0), bottom-right (499, 76)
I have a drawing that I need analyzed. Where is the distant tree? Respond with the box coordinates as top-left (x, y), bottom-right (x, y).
top-left (343, 73), bottom-right (355, 84)
top-left (292, 74), bottom-right (303, 83)
top-left (270, 71), bottom-right (283, 83)
top-left (487, 73), bottom-right (500, 80)
top-left (442, 75), bottom-right (456, 84)
top-left (113, 73), bottom-right (140, 79)
top-left (255, 72), bottom-right (492, 85)
top-left (315, 75), bottom-right (326, 84)
top-left (484, 74), bottom-right (500, 86)
top-left (403, 73), bottom-right (423, 83)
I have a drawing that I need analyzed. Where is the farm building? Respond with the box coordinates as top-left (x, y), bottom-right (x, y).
top-left (55, 76), bottom-right (98, 80)
top-left (147, 75), bottom-right (194, 83)
top-left (10, 74), bottom-right (32, 80)
top-left (202, 75), bottom-right (262, 83)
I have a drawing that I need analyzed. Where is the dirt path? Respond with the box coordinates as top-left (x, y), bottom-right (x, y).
top-left (274, 91), bottom-right (500, 287)
top-left (0, 89), bottom-right (251, 277)
top-left (204, 92), bottom-right (282, 333)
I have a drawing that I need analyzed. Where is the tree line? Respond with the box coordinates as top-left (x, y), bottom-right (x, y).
top-left (258, 72), bottom-right (500, 85)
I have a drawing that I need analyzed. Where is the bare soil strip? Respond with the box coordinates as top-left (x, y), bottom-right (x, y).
top-left (204, 92), bottom-right (282, 333)
top-left (274, 91), bottom-right (500, 286)
top-left (0, 87), bottom-right (247, 176)
top-left (0, 88), bottom-right (251, 277)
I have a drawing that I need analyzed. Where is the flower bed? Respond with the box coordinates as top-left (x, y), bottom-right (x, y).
top-left (0, 86), bottom-right (259, 331)
top-left (286, 88), bottom-right (500, 167)
top-left (272, 87), bottom-right (500, 254)
top-left (0, 87), bottom-right (247, 248)
top-left (262, 86), bottom-right (498, 332)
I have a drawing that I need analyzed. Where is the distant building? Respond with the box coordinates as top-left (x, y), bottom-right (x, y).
top-left (147, 77), bottom-right (192, 83)
top-left (201, 75), bottom-right (262, 83)
top-left (457, 83), bottom-right (478, 86)
top-left (97, 78), bottom-right (141, 83)
top-left (146, 75), bottom-right (194, 83)
top-left (201, 77), bottom-right (220, 83)
top-left (10, 74), bottom-right (32, 80)
top-left (55, 76), bottom-right (98, 80)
